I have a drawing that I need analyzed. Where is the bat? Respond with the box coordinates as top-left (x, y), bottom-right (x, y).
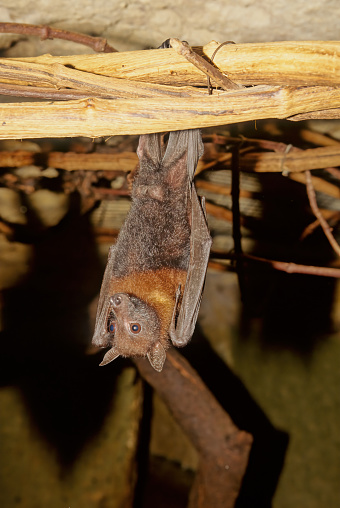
top-left (91, 129), bottom-right (212, 372)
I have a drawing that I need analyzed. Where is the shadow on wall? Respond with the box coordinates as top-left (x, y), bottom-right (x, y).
top-left (182, 326), bottom-right (289, 508)
top-left (0, 191), bottom-right (124, 469)
top-left (225, 120), bottom-right (338, 357)
top-left (240, 170), bottom-right (337, 356)
top-left (0, 190), bottom-right (290, 507)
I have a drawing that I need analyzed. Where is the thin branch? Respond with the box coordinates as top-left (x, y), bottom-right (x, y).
top-left (305, 169), bottom-right (340, 257)
top-left (210, 250), bottom-right (340, 278)
top-left (170, 38), bottom-right (240, 91)
top-left (244, 253), bottom-right (340, 278)
top-left (208, 41), bottom-right (241, 94)
top-left (300, 211), bottom-right (340, 241)
top-left (324, 166), bottom-right (340, 180)
top-left (0, 21), bottom-right (117, 53)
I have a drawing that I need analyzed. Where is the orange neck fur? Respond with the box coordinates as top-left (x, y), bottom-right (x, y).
top-left (108, 268), bottom-right (187, 344)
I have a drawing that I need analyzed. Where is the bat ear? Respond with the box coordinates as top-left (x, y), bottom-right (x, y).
top-left (99, 347), bottom-right (120, 366)
top-left (147, 342), bottom-right (166, 372)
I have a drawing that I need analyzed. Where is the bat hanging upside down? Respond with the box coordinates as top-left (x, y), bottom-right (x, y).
top-left (91, 129), bottom-right (212, 372)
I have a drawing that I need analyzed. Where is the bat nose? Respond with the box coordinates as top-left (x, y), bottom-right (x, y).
top-left (110, 294), bottom-right (123, 307)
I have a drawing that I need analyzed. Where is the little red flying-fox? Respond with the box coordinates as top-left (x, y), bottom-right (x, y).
top-left (91, 129), bottom-right (212, 372)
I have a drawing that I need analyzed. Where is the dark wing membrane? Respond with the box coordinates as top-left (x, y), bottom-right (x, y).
top-left (162, 129), bottom-right (204, 184)
top-left (91, 245), bottom-right (116, 347)
top-left (170, 190), bottom-right (212, 347)
top-left (137, 133), bottom-right (162, 167)
top-left (168, 129), bottom-right (211, 347)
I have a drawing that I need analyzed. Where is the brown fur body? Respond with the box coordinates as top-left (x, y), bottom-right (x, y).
top-left (92, 130), bottom-right (208, 371)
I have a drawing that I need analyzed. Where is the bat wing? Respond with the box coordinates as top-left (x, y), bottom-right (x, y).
top-left (162, 129), bottom-right (204, 185)
top-left (91, 245), bottom-right (116, 347)
top-left (169, 186), bottom-right (212, 347)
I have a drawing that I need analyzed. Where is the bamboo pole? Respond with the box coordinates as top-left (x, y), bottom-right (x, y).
top-left (1, 85), bottom-right (340, 139)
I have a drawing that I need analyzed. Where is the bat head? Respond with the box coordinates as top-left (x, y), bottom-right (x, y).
top-left (99, 293), bottom-right (167, 372)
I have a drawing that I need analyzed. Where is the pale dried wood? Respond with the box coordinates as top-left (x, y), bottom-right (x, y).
top-left (2, 145), bottom-right (340, 177)
top-left (1, 85), bottom-right (340, 139)
top-left (0, 82), bottom-right (104, 101)
top-left (0, 58), bottom-right (206, 98)
top-left (236, 146), bottom-right (340, 173)
top-left (11, 40), bottom-right (340, 87)
top-left (299, 129), bottom-right (340, 147)
top-left (288, 108), bottom-right (340, 121)
top-left (0, 150), bottom-right (138, 171)
top-left (199, 145), bottom-right (340, 180)
top-left (202, 41), bottom-right (340, 87)
top-left (170, 38), bottom-right (241, 91)
top-left (0, 148), bottom-right (338, 201)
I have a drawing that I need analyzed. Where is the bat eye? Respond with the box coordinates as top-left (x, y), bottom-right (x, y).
top-left (130, 323), bottom-right (141, 334)
top-left (108, 321), bottom-right (116, 334)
